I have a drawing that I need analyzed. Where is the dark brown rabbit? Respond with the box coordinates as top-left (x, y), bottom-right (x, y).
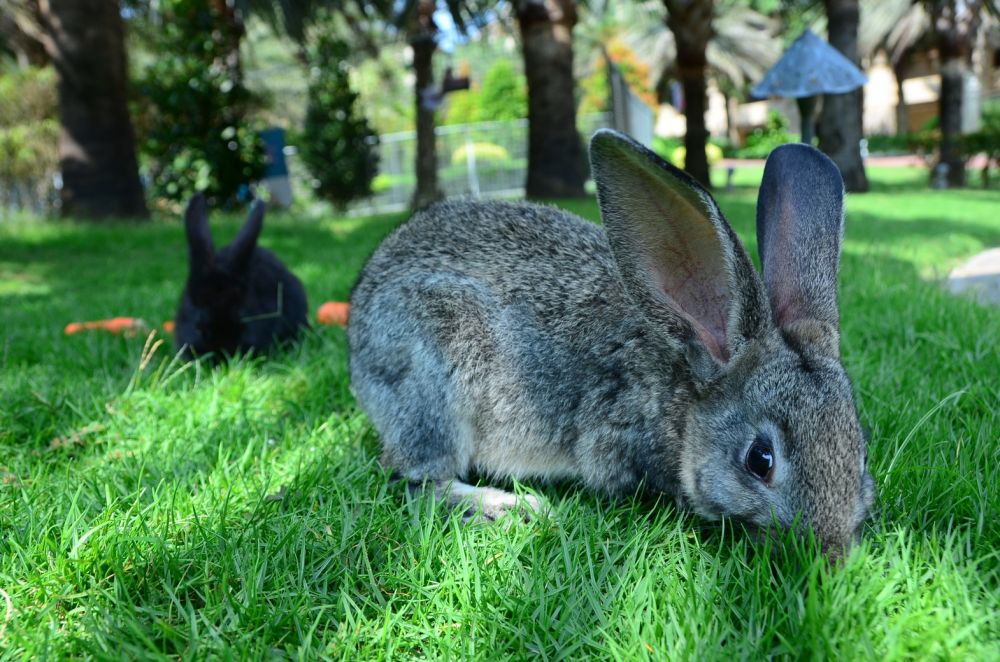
top-left (175, 194), bottom-right (308, 360)
top-left (348, 130), bottom-right (874, 557)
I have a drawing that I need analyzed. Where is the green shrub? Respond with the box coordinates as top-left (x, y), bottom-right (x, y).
top-left (451, 142), bottom-right (510, 167)
top-left (578, 64), bottom-right (609, 117)
top-left (444, 60), bottom-right (527, 126)
top-left (0, 67), bottom-right (58, 209)
top-left (445, 89), bottom-right (478, 126)
top-left (298, 25), bottom-right (379, 209)
top-left (477, 60), bottom-right (527, 122)
top-left (960, 101), bottom-right (1000, 186)
top-left (864, 134), bottom-right (912, 154)
top-left (734, 110), bottom-right (794, 159)
top-left (652, 136), bottom-right (729, 168)
top-left (134, 0), bottom-right (265, 208)
top-left (669, 143), bottom-right (724, 169)
top-left (371, 173), bottom-right (394, 194)
top-left (652, 136), bottom-right (682, 161)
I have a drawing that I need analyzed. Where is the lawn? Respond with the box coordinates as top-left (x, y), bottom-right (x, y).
top-left (1, 169), bottom-right (998, 658)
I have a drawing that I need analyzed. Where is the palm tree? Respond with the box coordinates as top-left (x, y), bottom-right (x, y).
top-left (861, 0), bottom-right (995, 187)
top-left (513, 0), bottom-right (586, 198)
top-left (859, 0), bottom-right (931, 136)
top-left (662, 0), bottom-right (715, 188)
top-left (817, 0), bottom-right (868, 192)
top-left (0, 3), bottom-right (48, 67)
top-left (408, 0), bottom-right (445, 208)
top-left (20, 0), bottom-right (148, 218)
top-left (926, 0), bottom-right (987, 187)
top-left (589, 1), bottom-right (778, 186)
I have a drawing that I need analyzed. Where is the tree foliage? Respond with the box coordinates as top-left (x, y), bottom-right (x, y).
top-left (298, 23), bottom-right (379, 209)
top-left (0, 66), bottom-right (57, 208)
top-left (477, 60), bottom-right (528, 122)
top-left (444, 60), bottom-right (528, 125)
top-left (134, 0), bottom-right (265, 208)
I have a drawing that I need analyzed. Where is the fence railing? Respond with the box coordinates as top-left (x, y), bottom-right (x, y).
top-left (0, 176), bottom-right (58, 220)
top-left (1, 113), bottom-right (612, 220)
top-left (343, 113), bottom-right (612, 215)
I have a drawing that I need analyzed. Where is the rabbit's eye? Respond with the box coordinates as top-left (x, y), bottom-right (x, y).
top-left (746, 436), bottom-right (775, 483)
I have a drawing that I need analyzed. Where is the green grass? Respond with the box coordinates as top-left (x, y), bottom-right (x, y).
top-left (1, 171), bottom-right (998, 658)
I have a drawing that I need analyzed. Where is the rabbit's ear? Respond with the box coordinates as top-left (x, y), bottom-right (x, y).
top-left (184, 193), bottom-right (214, 269)
top-left (232, 200), bottom-right (265, 271)
top-left (756, 144), bottom-right (844, 355)
top-left (590, 130), bottom-right (768, 367)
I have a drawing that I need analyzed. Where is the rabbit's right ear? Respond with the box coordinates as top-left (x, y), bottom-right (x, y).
top-left (756, 144), bottom-right (845, 357)
top-left (184, 193), bottom-right (214, 269)
top-left (590, 130), bottom-right (769, 370)
top-left (231, 200), bottom-right (265, 271)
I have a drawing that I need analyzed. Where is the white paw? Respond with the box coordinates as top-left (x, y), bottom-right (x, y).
top-left (447, 482), bottom-right (548, 524)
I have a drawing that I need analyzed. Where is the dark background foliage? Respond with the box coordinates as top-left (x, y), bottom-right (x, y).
top-left (133, 0), bottom-right (266, 208)
top-left (297, 22), bottom-right (379, 209)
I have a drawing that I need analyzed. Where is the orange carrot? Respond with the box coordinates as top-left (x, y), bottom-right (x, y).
top-left (64, 317), bottom-right (148, 336)
top-left (316, 301), bottom-right (350, 327)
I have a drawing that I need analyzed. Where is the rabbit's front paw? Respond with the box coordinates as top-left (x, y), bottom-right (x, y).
top-left (442, 481), bottom-right (548, 524)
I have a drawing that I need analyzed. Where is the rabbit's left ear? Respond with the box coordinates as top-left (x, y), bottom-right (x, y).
top-left (184, 193), bottom-right (214, 269)
top-left (232, 200), bottom-right (265, 270)
top-left (756, 144), bottom-right (844, 356)
top-left (590, 129), bottom-right (769, 368)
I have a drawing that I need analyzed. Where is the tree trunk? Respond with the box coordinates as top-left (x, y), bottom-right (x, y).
top-left (516, 0), bottom-right (586, 198)
top-left (930, 1), bottom-right (983, 188)
top-left (38, 0), bottom-right (148, 219)
top-left (817, 0), bottom-right (869, 193)
top-left (724, 91), bottom-right (740, 147)
top-left (893, 60), bottom-right (909, 136)
top-left (409, 2), bottom-right (442, 210)
top-left (938, 56), bottom-right (966, 186)
top-left (664, 0), bottom-right (713, 189)
top-left (410, 35), bottom-right (442, 209)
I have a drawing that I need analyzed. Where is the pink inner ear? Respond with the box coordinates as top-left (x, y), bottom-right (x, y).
top-left (764, 199), bottom-right (805, 327)
top-left (656, 276), bottom-right (729, 362)
top-left (643, 195), bottom-right (731, 363)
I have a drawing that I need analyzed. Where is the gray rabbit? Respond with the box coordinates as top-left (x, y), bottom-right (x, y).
top-left (348, 129), bottom-right (874, 556)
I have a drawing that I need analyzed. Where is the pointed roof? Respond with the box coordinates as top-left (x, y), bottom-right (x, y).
top-left (751, 29), bottom-right (868, 98)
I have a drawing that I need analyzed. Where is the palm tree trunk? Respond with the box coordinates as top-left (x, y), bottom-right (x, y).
top-left (516, 0), bottom-right (586, 198)
top-left (38, 0), bottom-right (148, 219)
top-left (930, 0), bottom-right (982, 189)
top-left (664, 0), bottom-right (713, 189)
top-left (725, 91), bottom-right (740, 147)
top-left (409, 2), bottom-right (442, 210)
top-left (817, 0), bottom-right (869, 193)
top-left (938, 56), bottom-right (966, 186)
top-left (411, 33), bottom-right (443, 209)
top-left (894, 61), bottom-right (909, 136)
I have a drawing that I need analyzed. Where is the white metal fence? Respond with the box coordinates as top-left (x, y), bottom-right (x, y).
top-left (344, 113), bottom-right (612, 215)
top-left (0, 177), bottom-right (57, 220)
top-left (0, 114), bottom-right (612, 220)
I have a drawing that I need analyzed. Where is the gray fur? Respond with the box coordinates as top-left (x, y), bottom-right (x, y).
top-left (348, 129), bottom-right (874, 556)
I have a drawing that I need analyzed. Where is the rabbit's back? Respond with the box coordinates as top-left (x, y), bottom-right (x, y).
top-left (354, 199), bottom-right (622, 330)
top-left (349, 199), bottom-right (682, 494)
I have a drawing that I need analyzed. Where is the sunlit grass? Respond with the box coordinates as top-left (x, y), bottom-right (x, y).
top-left (1, 172), bottom-right (998, 657)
